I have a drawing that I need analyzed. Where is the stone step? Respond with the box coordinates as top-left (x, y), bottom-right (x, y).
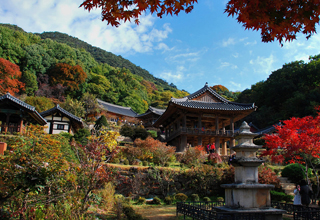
top-left (280, 182), bottom-right (296, 189)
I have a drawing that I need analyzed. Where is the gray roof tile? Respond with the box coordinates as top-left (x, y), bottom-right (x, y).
top-left (97, 99), bottom-right (138, 117)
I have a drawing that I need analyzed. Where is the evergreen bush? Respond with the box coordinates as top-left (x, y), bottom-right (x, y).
top-left (137, 197), bottom-right (146, 205)
top-left (191, 194), bottom-right (199, 202)
top-left (281, 163), bottom-right (312, 183)
top-left (142, 161), bottom-right (148, 166)
top-left (203, 197), bottom-right (211, 202)
top-left (124, 159), bottom-right (129, 165)
top-left (176, 193), bottom-right (188, 202)
top-left (113, 158), bottom-right (120, 164)
top-left (270, 191), bottom-right (293, 202)
top-left (164, 196), bottom-right (173, 205)
top-left (152, 196), bottom-right (161, 205)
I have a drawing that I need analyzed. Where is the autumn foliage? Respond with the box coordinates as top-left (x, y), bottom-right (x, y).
top-left (80, 0), bottom-right (320, 44)
top-left (262, 106), bottom-right (320, 164)
top-left (225, 0), bottom-right (320, 44)
top-left (49, 63), bottom-right (87, 91)
top-left (80, 0), bottom-right (197, 26)
top-left (0, 58), bottom-right (25, 95)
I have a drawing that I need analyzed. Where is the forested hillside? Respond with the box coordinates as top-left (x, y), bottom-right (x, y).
top-left (237, 56), bottom-right (320, 129)
top-left (0, 24), bottom-right (188, 114)
top-left (37, 31), bottom-right (176, 91)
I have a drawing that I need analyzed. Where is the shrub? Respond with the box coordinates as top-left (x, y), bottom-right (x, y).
top-left (270, 191), bottom-right (294, 202)
top-left (203, 197), bottom-right (211, 202)
top-left (137, 197), bottom-right (146, 205)
top-left (74, 128), bottom-right (91, 145)
top-left (124, 159), bottom-right (129, 165)
top-left (95, 115), bottom-right (108, 130)
top-left (113, 158), bottom-right (120, 164)
top-left (180, 145), bottom-right (207, 167)
top-left (191, 194), bottom-right (199, 202)
top-left (281, 163), bottom-right (312, 184)
top-left (176, 193), bottom-right (188, 202)
top-left (164, 196), bottom-right (173, 205)
top-left (120, 124), bottom-right (134, 139)
top-left (142, 161), bottom-right (148, 166)
top-left (122, 204), bottom-right (145, 220)
top-left (153, 196), bottom-right (161, 205)
top-left (217, 197), bottom-right (224, 202)
top-left (258, 166), bottom-right (281, 188)
top-left (133, 127), bottom-right (149, 140)
top-left (148, 130), bottom-right (157, 138)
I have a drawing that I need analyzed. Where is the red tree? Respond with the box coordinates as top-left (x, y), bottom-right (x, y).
top-left (49, 63), bottom-right (87, 91)
top-left (0, 58), bottom-right (25, 95)
top-left (262, 106), bottom-right (320, 197)
top-left (80, 0), bottom-right (320, 44)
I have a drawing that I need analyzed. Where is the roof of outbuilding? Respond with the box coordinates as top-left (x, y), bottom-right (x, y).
top-left (40, 105), bottom-right (83, 123)
top-left (186, 82), bottom-right (230, 102)
top-left (97, 99), bottom-right (138, 117)
top-left (0, 93), bottom-right (47, 125)
top-left (137, 106), bottom-right (165, 117)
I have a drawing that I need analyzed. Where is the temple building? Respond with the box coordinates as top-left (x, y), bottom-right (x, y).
top-left (40, 105), bottom-right (84, 134)
top-left (0, 93), bottom-right (46, 134)
top-left (97, 99), bottom-right (139, 124)
top-left (137, 106), bottom-right (165, 129)
top-left (153, 83), bottom-right (257, 154)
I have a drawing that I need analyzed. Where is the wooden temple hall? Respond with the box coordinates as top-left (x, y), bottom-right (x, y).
top-left (153, 83), bottom-right (257, 153)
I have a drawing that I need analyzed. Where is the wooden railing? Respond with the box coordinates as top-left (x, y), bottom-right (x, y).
top-left (166, 127), bottom-right (234, 141)
top-left (177, 201), bottom-right (320, 220)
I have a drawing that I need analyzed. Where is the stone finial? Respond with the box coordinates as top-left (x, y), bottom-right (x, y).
top-left (205, 82), bottom-right (208, 86)
top-left (239, 121), bottom-right (250, 133)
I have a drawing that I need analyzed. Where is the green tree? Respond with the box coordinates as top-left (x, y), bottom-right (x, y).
top-left (21, 70), bottom-right (38, 95)
top-left (60, 96), bottom-right (85, 118)
top-left (24, 96), bottom-right (55, 112)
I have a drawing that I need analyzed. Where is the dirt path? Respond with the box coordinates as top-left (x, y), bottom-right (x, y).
top-left (133, 205), bottom-right (180, 220)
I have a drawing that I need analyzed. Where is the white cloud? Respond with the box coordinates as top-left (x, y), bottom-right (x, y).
top-left (229, 81), bottom-right (242, 90)
top-left (222, 37), bottom-right (236, 47)
top-left (159, 66), bottom-right (185, 83)
top-left (167, 51), bottom-right (201, 64)
top-left (245, 40), bottom-right (257, 46)
top-left (249, 54), bottom-right (276, 75)
top-left (0, 0), bottom-right (172, 54)
top-left (219, 61), bottom-right (238, 69)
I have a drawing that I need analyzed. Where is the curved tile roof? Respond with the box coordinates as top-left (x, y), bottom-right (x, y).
top-left (40, 105), bottom-right (83, 123)
top-left (171, 99), bottom-right (255, 111)
top-left (171, 83), bottom-right (256, 111)
top-left (186, 82), bottom-right (230, 103)
top-left (0, 93), bottom-right (47, 125)
top-left (97, 99), bottom-right (138, 117)
top-left (137, 106), bottom-right (165, 118)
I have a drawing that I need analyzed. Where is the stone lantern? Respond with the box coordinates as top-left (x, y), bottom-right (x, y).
top-left (216, 121), bottom-right (285, 220)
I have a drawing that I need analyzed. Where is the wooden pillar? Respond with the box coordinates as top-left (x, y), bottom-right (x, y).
top-left (215, 116), bottom-right (219, 134)
top-left (230, 117), bottom-right (235, 154)
top-left (221, 139), bottom-right (227, 155)
top-left (198, 115), bottom-right (202, 128)
top-left (19, 118), bottom-right (23, 134)
top-left (222, 122), bottom-right (225, 135)
top-left (182, 114), bottom-right (186, 128)
top-left (5, 114), bottom-right (10, 133)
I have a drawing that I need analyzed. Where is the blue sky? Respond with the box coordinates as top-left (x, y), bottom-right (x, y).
top-left (1, 0), bottom-right (320, 93)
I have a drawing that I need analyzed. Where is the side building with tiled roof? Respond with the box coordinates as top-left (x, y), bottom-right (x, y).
top-left (40, 105), bottom-right (84, 134)
top-left (0, 93), bottom-right (46, 134)
top-left (153, 83), bottom-right (257, 153)
top-left (137, 106), bottom-right (165, 129)
top-left (97, 99), bottom-right (139, 124)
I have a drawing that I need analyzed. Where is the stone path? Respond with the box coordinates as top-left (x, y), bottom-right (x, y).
top-left (278, 177), bottom-right (296, 196)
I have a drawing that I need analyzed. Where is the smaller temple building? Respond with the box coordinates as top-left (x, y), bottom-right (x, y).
top-left (0, 93), bottom-right (46, 134)
top-left (40, 105), bottom-right (84, 134)
top-left (97, 99), bottom-right (138, 124)
top-left (137, 106), bottom-right (165, 129)
top-left (153, 83), bottom-right (257, 153)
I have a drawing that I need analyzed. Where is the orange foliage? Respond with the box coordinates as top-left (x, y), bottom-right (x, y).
top-left (211, 85), bottom-right (229, 93)
top-left (0, 58), bottom-right (25, 95)
top-left (49, 63), bottom-right (87, 91)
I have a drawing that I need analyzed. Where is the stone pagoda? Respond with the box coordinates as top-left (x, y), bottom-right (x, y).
top-left (217, 121), bottom-right (285, 220)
